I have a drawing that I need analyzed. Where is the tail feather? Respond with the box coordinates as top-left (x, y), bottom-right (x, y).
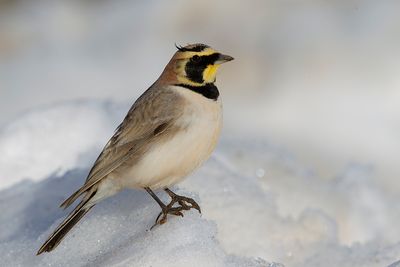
top-left (37, 191), bottom-right (96, 255)
top-left (59, 189), bottom-right (83, 209)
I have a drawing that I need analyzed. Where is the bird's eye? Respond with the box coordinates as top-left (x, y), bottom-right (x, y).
top-left (192, 55), bottom-right (200, 63)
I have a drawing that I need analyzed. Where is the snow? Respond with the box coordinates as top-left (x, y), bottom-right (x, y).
top-left (0, 100), bottom-right (126, 189)
top-left (0, 101), bottom-right (399, 266)
top-left (0, 170), bottom-right (268, 267)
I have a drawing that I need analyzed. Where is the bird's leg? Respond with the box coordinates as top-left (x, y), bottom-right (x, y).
top-left (144, 187), bottom-right (185, 229)
top-left (144, 187), bottom-right (165, 209)
top-left (164, 188), bottom-right (201, 214)
top-left (145, 187), bottom-right (201, 229)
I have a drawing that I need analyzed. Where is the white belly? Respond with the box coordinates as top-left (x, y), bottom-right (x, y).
top-left (116, 87), bottom-right (222, 189)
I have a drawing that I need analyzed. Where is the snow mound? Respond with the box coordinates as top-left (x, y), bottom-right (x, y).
top-left (183, 153), bottom-right (400, 267)
top-left (0, 100), bottom-right (126, 189)
top-left (1, 100), bottom-right (400, 267)
top-left (0, 169), bottom-right (268, 267)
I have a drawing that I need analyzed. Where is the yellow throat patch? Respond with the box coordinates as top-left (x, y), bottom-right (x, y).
top-left (203, 64), bottom-right (220, 83)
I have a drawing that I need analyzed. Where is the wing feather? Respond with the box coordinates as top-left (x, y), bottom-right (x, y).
top-left (60, 87), bottom-right (184, 209)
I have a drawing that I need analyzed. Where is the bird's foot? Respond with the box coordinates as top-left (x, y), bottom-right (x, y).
top-left (150, 189), bottom-right (201, 229)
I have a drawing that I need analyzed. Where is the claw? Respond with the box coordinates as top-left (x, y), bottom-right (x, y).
top-left (155, 212), bottom-right (162, 224)
top-left (150, 189), bottom-right (201, 230)
top-left (186, 199), bottom-right (201, 213)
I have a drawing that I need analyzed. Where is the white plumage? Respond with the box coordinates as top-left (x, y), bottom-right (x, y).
top-left (114, 86), bottom-right (222, 190)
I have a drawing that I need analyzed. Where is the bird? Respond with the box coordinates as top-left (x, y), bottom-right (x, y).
top-left (37, 43), bottom-right (233, 255)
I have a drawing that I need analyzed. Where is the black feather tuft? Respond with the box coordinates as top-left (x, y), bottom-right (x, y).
top-left (175, 43), bottom-right (209, 52)
top-left (175, 43), bottom-right (185, 51)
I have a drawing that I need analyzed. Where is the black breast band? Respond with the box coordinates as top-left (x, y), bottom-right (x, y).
top-left (175, 83), bottom-right (219, 101)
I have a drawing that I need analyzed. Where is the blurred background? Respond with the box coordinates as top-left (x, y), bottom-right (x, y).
top-left (1, 0), bottom-right (400, 264)
top-left (1, 0), bottom-right (399, 191)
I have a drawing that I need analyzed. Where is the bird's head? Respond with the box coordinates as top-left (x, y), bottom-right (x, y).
top-left (159, 43), bottom-right (234, 86)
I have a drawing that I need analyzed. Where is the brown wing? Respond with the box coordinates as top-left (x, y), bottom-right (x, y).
top-left (60, 86), bottom-right (185, 209)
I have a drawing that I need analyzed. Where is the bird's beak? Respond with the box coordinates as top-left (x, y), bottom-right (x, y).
top-left (215, 54), bottom-right (234, 64)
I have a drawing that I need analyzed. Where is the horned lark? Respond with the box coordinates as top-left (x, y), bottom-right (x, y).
top-left (37, 43), bottom-right (233, 255)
